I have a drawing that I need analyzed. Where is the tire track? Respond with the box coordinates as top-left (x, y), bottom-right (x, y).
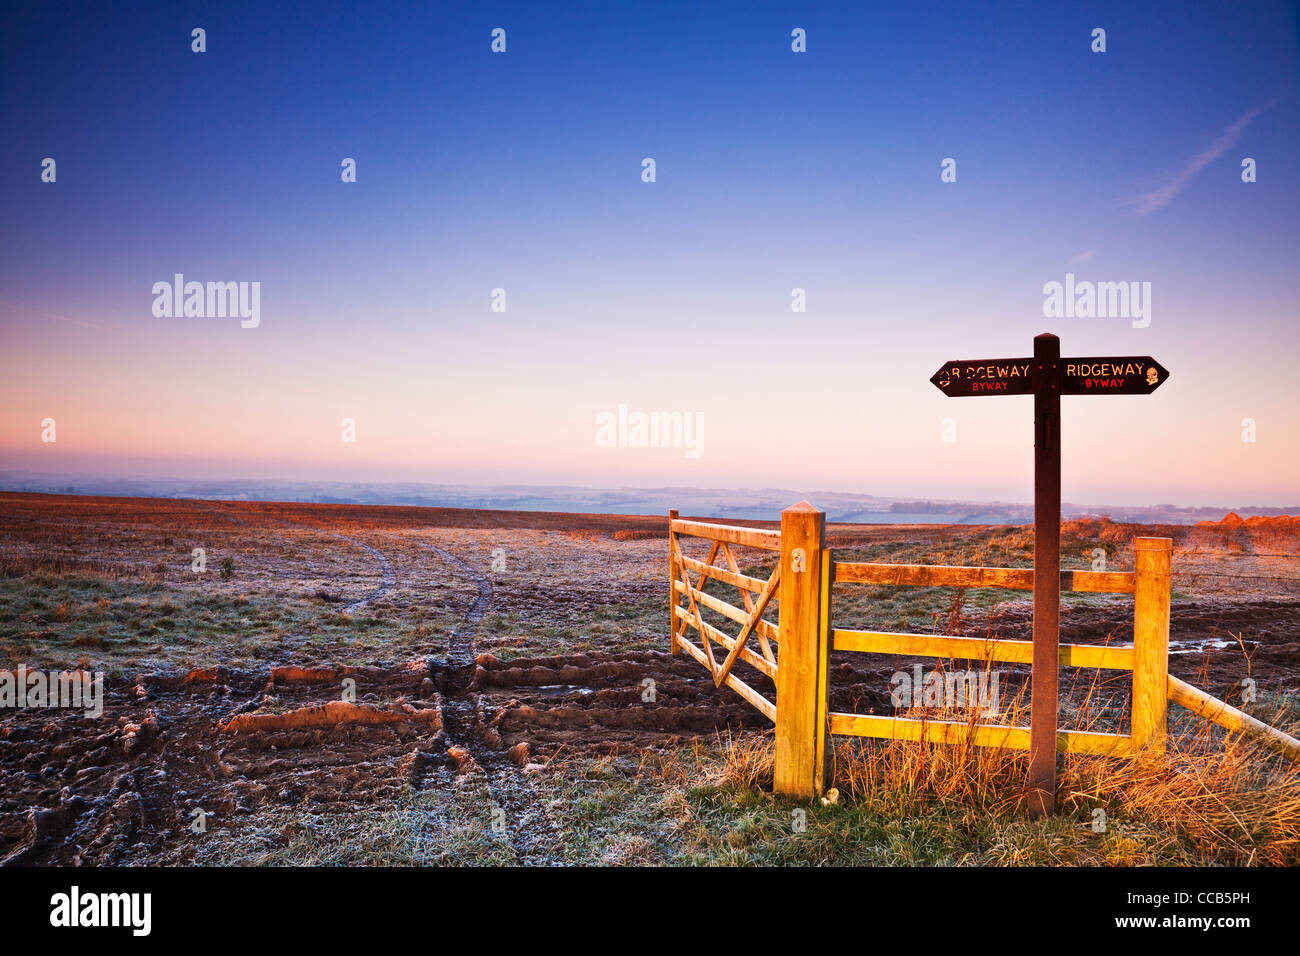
top-left (255, 505), bottom-right (396, 613)
top-left (333, 537), bottom-right (395, 613)
top-left (193, 501), bottom-right (396, 612)
top-left (402, 535), bottom-right (561, 865)
top-left (408, 539), bottom-right (493, 665)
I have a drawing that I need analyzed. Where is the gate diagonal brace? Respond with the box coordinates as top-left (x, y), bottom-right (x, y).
top-left (714, 565), bottom-right (781, 687)
top-left (671, 535), bottom-right (718, 677)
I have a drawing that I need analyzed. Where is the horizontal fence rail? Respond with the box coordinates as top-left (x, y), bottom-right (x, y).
top-left (833, 561), bottom-right (1135, 593)
top-left (830, 629), bottom-right (1135, 671)
top-left (677, 553), bottom-right (769, 593)
top-left (670, 517), bottom-right (782, 552)
top-left (827, 713), bottom-right (1133, 757)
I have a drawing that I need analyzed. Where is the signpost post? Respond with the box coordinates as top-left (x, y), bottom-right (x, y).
top-left (1030, 333), bottom-right (1060, 818)
top-left (930, 333), bottom-right (1169, 816)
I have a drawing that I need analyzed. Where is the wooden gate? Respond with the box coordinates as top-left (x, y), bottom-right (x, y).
top-left (669, 502), bottom-right (831, 795)
top-left (667, 509), bottom-right (781, 722)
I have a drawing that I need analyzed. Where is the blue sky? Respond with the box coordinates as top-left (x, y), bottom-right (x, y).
top-left (2, 1), bottom-right (1298, 506)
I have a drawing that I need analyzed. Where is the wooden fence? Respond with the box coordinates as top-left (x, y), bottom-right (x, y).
top-left (669, 502), bottom-right (1300, 799)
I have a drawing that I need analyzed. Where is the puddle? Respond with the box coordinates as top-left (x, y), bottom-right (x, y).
top-left (535, 684), bottom-right (595, 698)
top-left (1169, 637), bottom-right (1250, 655)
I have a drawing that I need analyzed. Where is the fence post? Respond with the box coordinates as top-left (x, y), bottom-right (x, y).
top-left (1131, 536), bottom-right (1172, 754)
top-left (668, 509), bottom-right (680, 656)
top-left (815, 549), bottom-right (832, 795)
top-left (774, 501), bottom-right (827, 798)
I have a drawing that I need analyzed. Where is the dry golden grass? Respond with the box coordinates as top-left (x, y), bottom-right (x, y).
top-left (1061, 711), bottom-right (1300, 865)
top-left (700, 667), bottom-right (1300, 865)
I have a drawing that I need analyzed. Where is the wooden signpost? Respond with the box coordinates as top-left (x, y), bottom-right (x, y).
top-left (931, 333), bottom-right (1169, 816)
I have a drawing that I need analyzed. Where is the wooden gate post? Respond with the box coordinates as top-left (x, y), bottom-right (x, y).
top-left (1132, 536), bottom-right (1172, 754)
top-left (774, 501), bottom-right (828, 798)
top-left (668, 509), bottom-right (681, 656)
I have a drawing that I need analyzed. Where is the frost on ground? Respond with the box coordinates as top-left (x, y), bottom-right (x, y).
top-left (0, 493), bottom-right (1296, 865)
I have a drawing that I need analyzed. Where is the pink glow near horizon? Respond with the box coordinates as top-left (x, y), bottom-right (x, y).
top-left (2, 280), bottom-right (1296, 508)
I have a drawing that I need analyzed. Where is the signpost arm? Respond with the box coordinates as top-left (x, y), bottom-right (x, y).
top-left (1029, 333), bottom-right (1061, 817)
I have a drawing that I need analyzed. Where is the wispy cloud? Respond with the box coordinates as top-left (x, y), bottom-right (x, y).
top-left (0, 300), bottom-right (118, 334)
top-left (1129, 99), bottom-right (1278, 216)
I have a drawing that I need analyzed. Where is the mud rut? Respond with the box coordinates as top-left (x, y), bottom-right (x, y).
top-left (0, 509), bottom-right (766, 866)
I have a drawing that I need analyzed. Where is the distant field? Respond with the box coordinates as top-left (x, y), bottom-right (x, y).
top-left (0, 492), bottom-right (1297, 866)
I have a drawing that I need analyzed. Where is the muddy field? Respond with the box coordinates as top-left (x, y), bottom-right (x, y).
top-left (0, 493), bottom-right (1297, 865)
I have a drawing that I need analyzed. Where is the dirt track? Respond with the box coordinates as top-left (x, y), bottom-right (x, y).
top-left (0, 501), bottom-right (763, 865)
top-left (0, 649), bottom-right (766, 865)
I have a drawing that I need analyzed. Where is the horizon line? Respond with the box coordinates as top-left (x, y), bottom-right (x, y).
top-left (1, 471), bottom-right (1294, 518)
